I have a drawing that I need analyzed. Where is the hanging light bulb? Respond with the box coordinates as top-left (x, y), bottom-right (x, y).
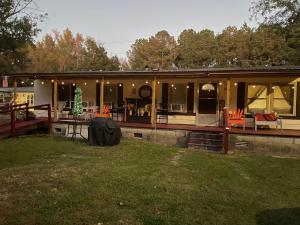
top-left (84, 82), bottom-right (87, 86)
top-left (118, 83), bottom-right (122, 87)
top-left (51, 80), bottom-right (54, 83)
top-left (41, 81), bottom-right (45, 85)
top-left (157, 81), bottom-right (160, 84)
top-left (96, 80), bottom-right (99, 83)
top-left (72, 83), bottom-right (76, 86)
top-left (234, 82), bottom-right (238, 86)
top-left (106, 81), bottom-right (110, 85)
top-left (145, 80), bottom-right (149, 84)
top-left (219, 82), bottom-right (223, 86)
top-left (61, 81), bottom-right (65, 85)
top-left (132, 83), bottom-right (135, 87)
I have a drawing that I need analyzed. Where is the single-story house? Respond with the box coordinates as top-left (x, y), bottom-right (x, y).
top-left (0, 87), bottom-right (34, 107)
top-left (6, 67), bottom-right (300, 130)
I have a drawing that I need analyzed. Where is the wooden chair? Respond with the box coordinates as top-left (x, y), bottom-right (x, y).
top-left (228, 109), bottom-right (246, 130)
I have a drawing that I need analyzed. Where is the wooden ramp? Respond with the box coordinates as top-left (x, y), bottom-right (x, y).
top-left (0, 118), bottom-right (50, 138)
top-left (0, 103), bottom-right (51, 138)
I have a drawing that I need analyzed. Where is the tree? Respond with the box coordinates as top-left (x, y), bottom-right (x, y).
top-left (128, 30), bottom-right (177, 70)
top-left (250, 0), bottom-right (300, 26)
top-left (26, 29), bottom-right (120, 72)
top-left (175, 29), bottom-right (217, 68)
top-left (0, 0), bottom-right (45, 74)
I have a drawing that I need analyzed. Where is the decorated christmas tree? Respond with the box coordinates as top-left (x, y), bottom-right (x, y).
top-left (72, 87), bottom-right (83, 118)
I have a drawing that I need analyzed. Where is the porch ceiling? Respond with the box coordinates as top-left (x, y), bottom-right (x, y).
top-left (4, 66), bottom-right (300, 79)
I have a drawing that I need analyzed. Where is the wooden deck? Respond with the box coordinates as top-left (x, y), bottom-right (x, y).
top-left (0, 118), bottom-right (50, 138)
top-left (56, 120), bottom-right (300, 138)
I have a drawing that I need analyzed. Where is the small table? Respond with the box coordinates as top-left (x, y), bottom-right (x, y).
top-left (61, 119), bottom-right (87, 140)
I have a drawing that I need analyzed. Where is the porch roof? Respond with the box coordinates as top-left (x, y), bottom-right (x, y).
top-left (5, 66), bottom-right (300, 80)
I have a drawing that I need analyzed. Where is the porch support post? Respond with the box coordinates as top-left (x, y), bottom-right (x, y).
top-left (100, 77), bottom-right (104, 114)
top-left (151, 76), bottom-right (157, 125)
top-left (194, 79), bottom-right (198, 114)
top-left (13, 79), bottom-right (17, 105)
top-left (53, 79), bottom-right (58, 121)
top-left (226, 78), bottom-right (231, 109)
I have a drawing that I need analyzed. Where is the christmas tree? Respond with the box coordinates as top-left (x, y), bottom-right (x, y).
top-left (72, 87), bottom-right (83, 117)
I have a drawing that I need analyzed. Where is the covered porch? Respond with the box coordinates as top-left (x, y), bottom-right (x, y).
top-left (7, 67), bottom-right (300, 131)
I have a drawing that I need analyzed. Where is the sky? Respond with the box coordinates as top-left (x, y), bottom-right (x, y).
top-left (34, 0), bottom-right (257, 58)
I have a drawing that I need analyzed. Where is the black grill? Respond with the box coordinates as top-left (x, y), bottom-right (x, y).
top-left (88, 118), bottom-right (121, 146)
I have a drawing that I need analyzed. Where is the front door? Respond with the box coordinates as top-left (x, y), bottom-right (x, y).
top-left (196, 83), bottom-right (218, 126)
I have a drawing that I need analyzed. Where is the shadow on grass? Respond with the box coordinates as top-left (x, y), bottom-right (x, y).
top-left (256, 208), bottom-right (300, 225)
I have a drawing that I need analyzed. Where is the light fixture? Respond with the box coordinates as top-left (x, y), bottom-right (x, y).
top-left (132, 83), bottom-right (135, 87)
top-left (292, 86), bottom-right (295, 89)
top-left (252, 85), bottom-right (256, 88)
top-left (174, 87), bottom-right (177, 90)
top-left (201, 83), bottom-right (215, 92)
top-left (72, 83), bottom-right (76, 86)
top-left (234, 82), bottom-right (238, 86)
top-left (31, 82), bottom-right (34, 85)
top-left (186, 85), bottom-right (190, 89)
top-left (106, 81), bottom-right (110, 85)
top-left (21, 81), bottom-right (24, 84)
top-left (145, 80), bottom-right (149, 84)
top-left (41, 81), bottom-right (44, 85)
top-left (272, 86), bottom-right (276, 89)
top-left (61, 81), bottom-right (65, 85)
top-left (51, 79), bottom-right (54, 83)
top-left (157, 81), bottom-right (160, 84)
top-left (171, 84), bottom-right (174, 88)
top-left (84, 82), bottom-right (87, 86)
top-left (96, 80), bottom-right (99, 83)
top-left (118, 83), bottom-right (122, 87)
top-left (219, 82), bottom-right (223, 86)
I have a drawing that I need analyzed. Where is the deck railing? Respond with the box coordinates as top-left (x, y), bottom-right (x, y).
top-left (0, 103), bottom-right (51, 137)
top-left (223, 107), bottom-right (229, 154)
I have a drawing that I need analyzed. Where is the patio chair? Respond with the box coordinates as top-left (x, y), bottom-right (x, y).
top-left (228, 109), bottom-right (246, 130)
top-left (254, 112), bottom-right (282, 131)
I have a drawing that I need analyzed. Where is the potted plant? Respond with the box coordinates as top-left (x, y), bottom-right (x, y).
top-left (127, 104), bottom-right (134, 116)
top-left (145, 104), bottom-right (151, 116)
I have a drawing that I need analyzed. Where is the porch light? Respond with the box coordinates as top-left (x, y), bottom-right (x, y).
top-left (41, 81), bottom-right (44, 85)
top-left (21, 81), bottom-right (24, 84)
top-left (31, 82), bottom-right (34, 85)
top-left (186, 85), bottom-right (190, 89)
top-left (219, 82), bottom-right (223, 86)
top-left (234, 82), bottom-right (238, 86)
top-left (132, 83), bottom-right (135, 87)
top-left (51, 80), bottom-right (54, 83)
top-left (84, 82), bottom-right (87, 86)
top-left (145, 80), bottom-right (149, 84)
top-left (201, 83), bottom-right (215, 92)
top-left (252, 85), bottom-right (256, 88)
top-left (171, 84), bottom-right (174, 88)
top-left (96, 80), bottom-right (99, 83)
top-left (118, 83), bottom-right (122, 87)
top-left (72, 83), bottom-right (76, 86)
top-left (106, 81), bottom-right (110, 84)
top-left (61, 81), bottom-right (65, 85)
top-left (157, 81), bottom-right (160, 84)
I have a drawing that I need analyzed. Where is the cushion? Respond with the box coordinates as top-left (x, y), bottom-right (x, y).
top-left (255, 113), bottom-right (265, 121)
top-left (264, 112), bottom-right (277, 121)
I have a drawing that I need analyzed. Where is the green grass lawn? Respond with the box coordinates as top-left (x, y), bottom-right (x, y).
top-left (0, 137), bottom-right (299, 225)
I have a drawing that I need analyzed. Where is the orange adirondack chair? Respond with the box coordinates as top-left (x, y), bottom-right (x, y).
top-left (94, 105), bottom-right (110, 118)
top-left (228, 109), bottom-right (246, 130)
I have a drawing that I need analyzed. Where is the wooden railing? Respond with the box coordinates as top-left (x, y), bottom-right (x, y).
top-left (0, 103), bottom-right (51, 137)
top-left (223, 107), bottom-right (229, 154)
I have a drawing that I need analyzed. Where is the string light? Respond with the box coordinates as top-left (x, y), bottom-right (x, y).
top-left (234, 82), bottom-right (238, 86)
top-left (145, 80), bottom-right (149, 84)
top-left (186, 85), bottom-right (190, 89)
top-left (61, 81), bottom-right (65, 85)
top-left (96, 80), bottom-right (99, 83)
top-left (171, 84), bottom-right (174, 88)
top-left (118, 83), bottom-right (122, 87)
top-left (132, 83), bottom-right (135, 87)
top-left (41, 81), bottom-right (44, 85)
top-left (106, 81), bottom-right (110, 85)
top-left (157, 81), bottom-right (160, 84)
top-left (219, 82), bottom-right (223, 86)
top-left (84, 82), bottom-right (87, 86)
top-left (51, 80), bottom-right (54, 83)
top-left (72, 83), bottom-right (76, 86)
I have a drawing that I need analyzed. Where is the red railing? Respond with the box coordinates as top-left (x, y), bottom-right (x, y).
top-left (223, 107), bottom-right (229, 154)
top-left (0, 103), bottom-right (51, 137)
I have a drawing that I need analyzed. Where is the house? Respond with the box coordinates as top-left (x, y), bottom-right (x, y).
top-left (5, 67), bottom-right (300, 131)
top-left (0, 87), bottom-right (34, 107)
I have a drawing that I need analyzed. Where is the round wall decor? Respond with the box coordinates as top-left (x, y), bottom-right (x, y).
top-left (139, 85), bottom-right (152, 99)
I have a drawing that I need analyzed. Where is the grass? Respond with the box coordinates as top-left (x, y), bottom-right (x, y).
top-left (0, 137), bottom-right (299, 225)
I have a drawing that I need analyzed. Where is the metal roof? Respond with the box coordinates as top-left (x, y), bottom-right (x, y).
top-left (4, 66), bottom-right (300, 79)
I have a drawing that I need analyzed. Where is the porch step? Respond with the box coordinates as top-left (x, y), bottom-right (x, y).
top-left (187, 131), bottom-right (224, 152)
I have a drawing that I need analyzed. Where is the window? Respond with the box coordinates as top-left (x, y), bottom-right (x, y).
top-left (104, 84), bottom-right (117, 107)
top-left (247, 85), bottom-right (267, 113)
top-left (169, 84), bottom-right (187, 112)
top-left (273, 84), bottom-right (294, 115)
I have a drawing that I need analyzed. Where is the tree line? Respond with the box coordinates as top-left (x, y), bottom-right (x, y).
top-left (0, 0), bottom-right (299, 75)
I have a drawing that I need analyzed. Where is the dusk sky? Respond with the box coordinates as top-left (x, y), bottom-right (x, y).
top-left (35, 0), bottom-right (257, 58)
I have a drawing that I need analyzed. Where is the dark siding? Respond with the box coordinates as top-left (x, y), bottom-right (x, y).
top-left (187, 82), bottom-right (194, 113)
top-left (237, 82), bottom-right (246, 111)
top-left (297, 82), bottom-right (300, 117)
top-left (96, 83), bottom-right (100, 107)
top-left (117, 83), bottom-right (123, 107)
top-left (162, 83), bottom-right (169, 109)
